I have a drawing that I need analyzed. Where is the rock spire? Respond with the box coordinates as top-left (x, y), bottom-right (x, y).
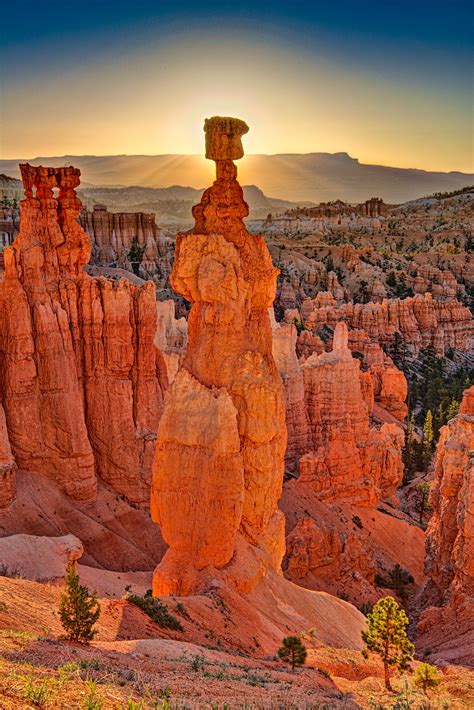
top-left (151, 117), bottom-right (286, 595)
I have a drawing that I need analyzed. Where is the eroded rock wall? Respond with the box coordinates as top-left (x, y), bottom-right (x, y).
top-left (0, 165), bottom-right (167, 507)
top-left (424, 386), bottom-right (474, 606)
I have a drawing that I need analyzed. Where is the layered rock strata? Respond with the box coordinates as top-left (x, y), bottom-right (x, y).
top-left (424, 386), bottom-right (474, 607)
top-left (79, 205), bottom-right (172, 286)
top-left (0, 165), bottom-right (167, 507)
top-left (297, 322), bottom-right (404, 506)
top-left (417, 386), bottom-right (474, 664)
top-left (294, 292), bottom-right (473, 356)
top-left (151, 117), bottom-right (287, 596)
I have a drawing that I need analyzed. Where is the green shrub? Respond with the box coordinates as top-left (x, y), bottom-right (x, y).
top-left (23, 677), bottom-right (53, 706)
top-left (413, 662), bottom-right (442, 694)
top-left (126, 593), bottom-right (183, 631)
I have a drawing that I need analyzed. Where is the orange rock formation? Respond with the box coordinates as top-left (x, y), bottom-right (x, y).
top-left (297, 292), bottom-right (473, 356)
top-left (424, 385), bottom-right (474, 606)
top-left (417, 386), bottom-right (474, 665)
top-left (79, 205), bottom-right (172, 284)
top-left (151, 117), bottom-right (287, 596)
top-left (0, 165), bottom-right (167, 507)
top-left (297, 322), bottom-right (404, 506)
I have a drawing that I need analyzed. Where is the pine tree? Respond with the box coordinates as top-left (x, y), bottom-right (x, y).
top-left (421, 410), bottom-right (434, 470)
top-left (403, 414), bottom-right (416, 483)
top-left (446, 398), bottom-right (459, 422)
top-left (361, 596), bottom-right (414, 691)
top-left (414, 482), bottom-right (432, 526)
top-left (59, 564), bottom-right (100, 643)
top-left (277, 636), bottom-right (307, 670)
top-left (413, 662), bottom-right (441, 695)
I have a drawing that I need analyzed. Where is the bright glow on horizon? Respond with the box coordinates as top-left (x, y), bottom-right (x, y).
top-left (1, 28), bottom-right (472, 172)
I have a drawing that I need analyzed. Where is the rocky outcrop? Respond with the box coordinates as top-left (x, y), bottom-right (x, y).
top-left (297, 322), bottom-right (404, 506)
top-left (151, 117), bottom-right (286, 596)
top-left (0, 399), bottom-right (15, 508)
top-left (417, 386), bottom-right (474, 665)
top-left (424, 386), bottom-right (474, 607)
top-left (0, 165), bottom-right (167, 507)
top-left (0, 534), bottom-right (83, 582)
top-left (296, 292), bottom-right (473, 356)
top-left (79, 205), bottom-right (172, 286)
top-left (285, 516), bottom-right (376, 592)
top-left (154, 299), bottom-right (187, 384)
top-left (271, 316), bottom-right (310, 472)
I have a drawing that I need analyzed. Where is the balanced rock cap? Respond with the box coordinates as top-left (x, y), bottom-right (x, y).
top-left (204, 116), bottom-right (249, 161)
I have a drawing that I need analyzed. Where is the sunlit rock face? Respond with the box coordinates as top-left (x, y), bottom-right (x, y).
top-left (424, 385), bottom-right (474, 606)
top-left (296, 322), bottom-right (404, 507)
top-left (0, 164), bottom-right (167, 508)
top-left (296, 292), bottom-right (473, 357)
top-left (417, 386), bottom-right (474, 664)
top-left (151, 117), bottom-right (287, 596)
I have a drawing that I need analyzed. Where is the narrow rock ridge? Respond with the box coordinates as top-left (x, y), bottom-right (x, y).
top-left (151, 117), bottom-right (287, 595)
top-left (0, 165), bottom-right (167, 507)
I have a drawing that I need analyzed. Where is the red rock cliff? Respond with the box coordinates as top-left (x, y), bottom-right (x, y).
top-left (151, 117), bottom-right (287, 595)
top-left (0, 165), bottom-right (167, 507)
top-left (424, 385), bottom-right (474, 607)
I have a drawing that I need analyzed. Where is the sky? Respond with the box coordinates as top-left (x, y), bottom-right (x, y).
top-left (0, 0), bottom-right (473, 171)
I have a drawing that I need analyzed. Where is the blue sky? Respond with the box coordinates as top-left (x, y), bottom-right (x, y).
top-left (1, 0), bottom-right (473, 169)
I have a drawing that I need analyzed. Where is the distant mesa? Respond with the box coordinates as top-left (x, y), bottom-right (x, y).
top-left (1, 153), bottom-right (472, 203)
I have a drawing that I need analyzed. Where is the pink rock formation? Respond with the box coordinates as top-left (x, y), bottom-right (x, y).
top-left (424, 386), bottom-right (474, 607)
top-left (417, 386), bottom-right (474, 665)
top-left (79, 205), bottom-right (172, 285)
top-left (299, 293), bottom-right (473, 356)
top-left (0, 399), bottom-right (15, 508)
top-left (271, 316), bottom-right (310, 472)
top-left (285, 516), bottom-right (376, 591)
top-left (151, 117), bottom-right (286, 596)
top-left (154, 299), bottom-right (188, 384)
top-left (0, 165), bottom-right (167, 507)
top-left (297, 323), bottom-right (404, 506)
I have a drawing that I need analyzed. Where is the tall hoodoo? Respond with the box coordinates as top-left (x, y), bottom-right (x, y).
top-left (151, 117), bottom-right (287, 596)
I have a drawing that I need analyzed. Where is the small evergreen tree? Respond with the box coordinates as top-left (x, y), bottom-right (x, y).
top-left (277, 636), bottom-right (307, 670)
top-left (413, 662), bottom-right (441, 695)
top-left (128, 239), bottom-right (146, 276)
top-left (413, 482), bottom-right (432, 526)
top-left (361, 596), bottom-right (414, 691)
top-left (420, 410), bottom-right (434, 470)
top-left (403, 414), bottom-right (416, 483)
top-left (446, 398), bottom-right (460, 421)
top-left (59, 564), bottom-right (100, 643)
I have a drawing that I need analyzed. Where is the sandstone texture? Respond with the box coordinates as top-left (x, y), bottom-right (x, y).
top-left (297, 322), bottom-right (404, 506)
top-left (79, 204), bottom-right (172, 287)
top-left (0, 164), bottom-right (167, 507)
top-left (0, 533), bottom-right (83, 582)
top-left (151, 117), bottom-right (286, 596)
top-left (296, 292), bottom-right (473, 357)
top-left (424, 385), bottom-right (474, 607)
top-left (418, 386), bottom-right (474, 665)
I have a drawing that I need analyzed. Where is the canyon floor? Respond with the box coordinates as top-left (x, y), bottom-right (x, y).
top-left (0, 576), bottom-right (473, 709)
